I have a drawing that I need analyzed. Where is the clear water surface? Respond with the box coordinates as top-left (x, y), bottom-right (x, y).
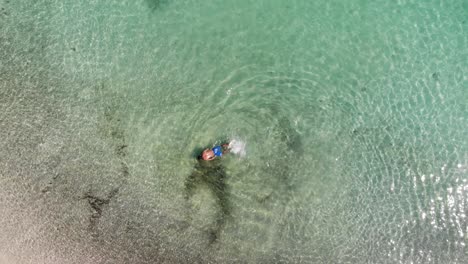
top-left (0, 0), bottom-right (467, 263)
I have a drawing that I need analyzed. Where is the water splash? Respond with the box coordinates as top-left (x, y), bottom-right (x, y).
top-left (228, 139), bottom-right (247, 157)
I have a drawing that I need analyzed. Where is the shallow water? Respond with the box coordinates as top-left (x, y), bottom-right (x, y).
top-left (0, 0), bottom-right (467, 263)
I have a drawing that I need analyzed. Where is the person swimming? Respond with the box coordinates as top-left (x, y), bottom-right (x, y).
top-left (198, 143), bottom-right (230, 161)
top-left (187, 141), bottom-right (232, 244)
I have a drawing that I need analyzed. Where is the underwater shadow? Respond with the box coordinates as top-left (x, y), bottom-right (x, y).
top-left (278, 117), bottom-right (303, 156)
top-left (145, 0), bottom-right (168, 11)
top-left (184, 156), bottom-right (231, 245)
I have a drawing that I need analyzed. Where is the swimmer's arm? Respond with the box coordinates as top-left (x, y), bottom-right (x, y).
top-left (221, 143), bottom-right (230, 154)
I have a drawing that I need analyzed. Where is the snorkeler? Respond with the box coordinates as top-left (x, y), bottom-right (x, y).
top-left (199, 143), bottom-right (230, 161)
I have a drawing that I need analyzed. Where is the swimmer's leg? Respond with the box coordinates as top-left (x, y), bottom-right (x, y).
top-left (208, 165), bottom-right (232, 243)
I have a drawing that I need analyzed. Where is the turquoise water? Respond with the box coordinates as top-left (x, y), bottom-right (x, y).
top-left (0, 0), bottom-right (467, 263)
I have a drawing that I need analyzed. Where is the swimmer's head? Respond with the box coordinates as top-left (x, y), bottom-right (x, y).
top-left (201, 149), bottom-right (215, 161)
